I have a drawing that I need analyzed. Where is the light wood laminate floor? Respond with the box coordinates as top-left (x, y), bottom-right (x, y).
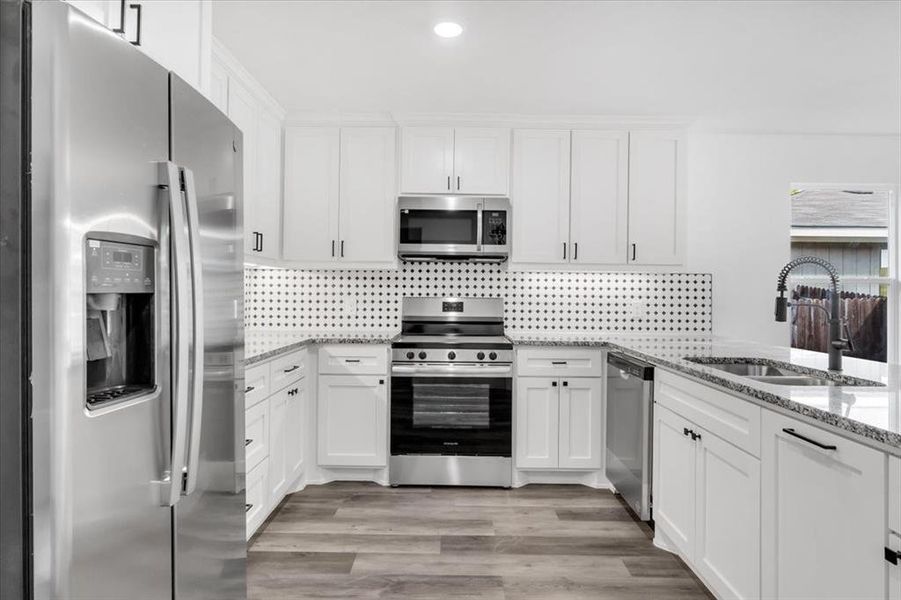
top-left (247, 482), bottom-right (714, 600)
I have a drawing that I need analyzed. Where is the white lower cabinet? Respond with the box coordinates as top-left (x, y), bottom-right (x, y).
top-left (653, 402), bottom-right (760, 600)
top-left (317, 374), bottom-right (388, 467)
top-left (267, 387), bottom-right (288, 506)
top-left (515, 376), bottom-right (602, 470)
top-left (286, 381), bottom-right (305, 478)
top-left (245, 457), bottom-right (269, 537)
top-left (761, 410), bottom-right (886, 600)
top-left (890, 531), bottom-right (901, 600)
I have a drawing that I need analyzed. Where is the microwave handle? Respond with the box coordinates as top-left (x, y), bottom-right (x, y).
top-left (476, 202), bottom-right (483, 251)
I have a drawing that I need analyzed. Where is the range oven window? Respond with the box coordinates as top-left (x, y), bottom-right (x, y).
top-left (400, 210), bottom-right (478, 245)
top-left (391, 375), bottom-right (512, 457)
top-left (412, 382), bottom-right (490, 429)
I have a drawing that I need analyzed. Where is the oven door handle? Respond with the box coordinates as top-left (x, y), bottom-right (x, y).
top-left (391, 364), bottom-right (513, 378)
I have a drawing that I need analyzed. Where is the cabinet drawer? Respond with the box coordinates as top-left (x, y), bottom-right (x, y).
top-left (244, 362), bottom-right (270, 410)
top-left (318, 344), bottom-right (388, 375)
top-left (516, 347), bottom-right (604, 377)
top-left (270, 349), bottom-right (306, 391)
top-left (245, 457), bottom-right (269, 539)
top-left (891, 455), bottom-right (901, 535)
top-left (656, 370), bottom-right (761, 457)
top-left (245, 399), bottom-right (269, 472)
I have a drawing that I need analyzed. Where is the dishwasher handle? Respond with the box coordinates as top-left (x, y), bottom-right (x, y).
top-left (607, 352), bottom-right (654, 380)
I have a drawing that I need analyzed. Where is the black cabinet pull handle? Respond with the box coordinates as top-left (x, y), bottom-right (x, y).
top-left (631, 243), bottom-right (637, 261)
top-left (551, 361), bottom-right (567, 365)
top-left (782, 428), bottom-right (837, 450)
top-left (551, 381), bottom-right (558, 387)
top-left (258, 232), bottom-right (263, 253)
top-left (245, 503), bottom-right (253, 513)
top-left (691, 431), bottom-right (701, 441)
top-left (244, 438), bottom-right (252, 446)
top-left (562, 381), bottom-right (568, 387)
top-left (562, 242), bottom-right (567, 260)
top-left (244, 385), bottom-right (255, 393)
top-left (379, 379), bottom-right (385, 385)
top-left (345, 359), bottom-right (361, 363)
top-left (331, 240), bottom-right (335, 257)
top-left (447, 176), bottom-right (451, 190)
top-left (886, 547), bottom-right (901, 565)
top-left (128, 3), bottom-right (142, 46)
top-left (683, 428), bottom-right (691, 437)
top-left (112, 0), bottom-right (126, 34)
top-left (573, 242), bottom-right (578, 261)
top-left (283, 365), bottom-right (299, 373)
top-left (457, 176), bottom-right (461, 190)
top-left (340, 240), bottom-right (344, 258)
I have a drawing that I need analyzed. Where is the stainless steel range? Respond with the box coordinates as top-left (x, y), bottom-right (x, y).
top-left (390, 297), bottom-right (513, 487)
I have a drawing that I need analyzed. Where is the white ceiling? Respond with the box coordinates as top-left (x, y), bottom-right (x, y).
top-left (212, 0), bottom-right (901, 133)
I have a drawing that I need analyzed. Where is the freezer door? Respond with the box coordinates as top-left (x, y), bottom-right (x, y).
top-left (30, 3), bottom-right (174, 599)
top-left (169, 74), bottom-right (246, 599)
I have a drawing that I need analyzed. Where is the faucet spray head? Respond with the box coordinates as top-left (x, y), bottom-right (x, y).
top-left (774, 292), bottom-right (788, 322)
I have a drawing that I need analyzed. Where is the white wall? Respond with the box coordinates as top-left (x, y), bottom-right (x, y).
top-left (686, 133), bottom-right (901, 346)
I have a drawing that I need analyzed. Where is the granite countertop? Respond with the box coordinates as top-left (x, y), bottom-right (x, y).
top-left (245, 329), bottom-right (398, 366)
top-left (508, 331), bottom-right (901, 455)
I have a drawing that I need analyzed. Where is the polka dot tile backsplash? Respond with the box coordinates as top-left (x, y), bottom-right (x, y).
top-left (244, 264), bottom-right (713, 333)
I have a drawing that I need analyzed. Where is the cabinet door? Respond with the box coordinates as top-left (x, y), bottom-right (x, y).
top-left (515, 377), bottom-right (559, 469)
top-left (317, 375), bottom-right (387, 467)
top-left (889, 532), bottom-right (901, 600)
top-left (627, 131), bottom-right (684, 265)
top-left (761, 410), bottom-right (886, 600)
top-left (245, 457), bottom-right (269, 540)
top-left (65, 1), bottom-right (119, 28)
top-left (511, 129), bottom-right (571, 265)
top-left (338, 127), bottom-right (397, 265)
top-left (558, 378), bottom-right (602, 469)
top-left (653, 404), bottom-right (697, 561)
top-left (128, 1), bottom-right (206, 92)
top-left (267, 387), bottom-right (288, 506)
top-left (255, 108), bottom-right (283, 260)
top-left (282, 127), bottom-right (340, 263)
top-left (453, 128), bottom-right (510, 195)
top-left (570, 130), bottom-right (628, 265)
top-left (400, 127), bottom-right (454, 194)
top-left (695, 430), bottom-right (761, 600)
top-left (227, 79), bottom-right (259, 255)
top-left (285, 381), bottom-right (304, 482)
top-left (209, 59), bottom-right (229, 115)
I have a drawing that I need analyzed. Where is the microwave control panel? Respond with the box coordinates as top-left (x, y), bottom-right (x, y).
top-left (482, 211), bottom-right (507, 246)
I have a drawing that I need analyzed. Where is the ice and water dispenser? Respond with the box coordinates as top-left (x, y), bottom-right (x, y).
top-left (84, 235), bottom-right (156, 407)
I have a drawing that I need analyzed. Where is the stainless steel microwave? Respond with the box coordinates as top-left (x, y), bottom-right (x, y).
top-left (397, 196), bottom-right (511, 262)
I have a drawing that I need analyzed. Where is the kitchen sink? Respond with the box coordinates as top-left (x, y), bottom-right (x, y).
top-left (683, 357), bottom-right (883, 388)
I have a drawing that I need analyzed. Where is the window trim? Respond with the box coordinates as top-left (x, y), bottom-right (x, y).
top-left (789, 183), bottom-right (899, 364)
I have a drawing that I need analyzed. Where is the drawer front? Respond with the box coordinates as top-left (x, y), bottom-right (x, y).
top-left (244, 362), bottom-right (270, 410)
top-left (656, 370), bottom-right (761, 457)
top-left (245, 457), bottom-right (269, 539)
top-left (270, 349), bottom-right (306, 391)
top-left (516, 347), bottom-right (604, 377)
top-left (245, 399), bottom-right (269, 472)
top-left (891, 455), bottom-right (901, 535)
top-left (318, 344), bottom-right (388, 375)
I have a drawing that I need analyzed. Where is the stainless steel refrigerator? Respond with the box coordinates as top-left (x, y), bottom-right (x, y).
top-left (28, 2), bottom-right (246, 598)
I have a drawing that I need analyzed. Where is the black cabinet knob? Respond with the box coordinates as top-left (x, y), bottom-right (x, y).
top-left (406, 351), bottom-right (415, 359)
top-left (489, 352), bottom-right (497, 360)
top-left (418, 351), bottom-right (427, 360)
top-left (448, 351), bottom-right (456, 360)
top-left (477, 352), bottom-right (486, 360)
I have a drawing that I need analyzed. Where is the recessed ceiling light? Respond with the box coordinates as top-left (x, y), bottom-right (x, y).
top-left (433, 22), bottom-right (463, 38)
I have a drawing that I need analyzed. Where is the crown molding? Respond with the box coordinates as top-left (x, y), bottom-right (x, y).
top-left (284, 110), bottom-right (694, 129)
top-left (212, 37), bottom-right (286, 119)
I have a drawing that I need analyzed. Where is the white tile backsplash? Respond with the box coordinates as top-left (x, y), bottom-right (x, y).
top-left (245, 263), bottom-right (713, 334)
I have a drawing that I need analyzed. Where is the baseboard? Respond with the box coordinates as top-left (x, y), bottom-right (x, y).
top-left (512, 469), bottom-right (611, 489)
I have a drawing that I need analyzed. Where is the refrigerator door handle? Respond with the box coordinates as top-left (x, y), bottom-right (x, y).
top-left (181, 167), bottom-right (205, 496)
top-left (157, 161), bottom-right (192, 507)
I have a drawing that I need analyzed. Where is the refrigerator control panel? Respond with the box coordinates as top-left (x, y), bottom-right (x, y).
top-left (85, 238), bottom-right (155, 294)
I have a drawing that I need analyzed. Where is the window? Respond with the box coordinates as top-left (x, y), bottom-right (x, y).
top-left (788, 184), bottom-right (898, 363)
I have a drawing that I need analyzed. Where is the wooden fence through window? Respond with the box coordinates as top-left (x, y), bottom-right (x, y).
top-left (791, 285), bottom-right (887, 363)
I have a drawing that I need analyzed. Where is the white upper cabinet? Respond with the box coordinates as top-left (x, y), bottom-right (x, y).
top-left (283, 127), bottom-right (340, 263)
top-left (569, 130), bottom-right (629, 265)
top-left (338, 128), bottom-right (397, 264)
top-left (400, 127), bottom-right (510, 195)
top-left (511, 129), bottom-right (571, 265)
top-left (66, 1), bottom-right (211, 93)
top-left (453, 128), bottom-right (511, 195)
top-left (225, 79), bottom-right (259, 255)
top-left (400, 127), bottom-right (455, 194)
top-left (627, 131), bottom-right (685, 265)
top-left (761, 410), bottom-right (886, 600)
top-left (255, 109), bottom-right (283, 260)
top-left (283, 127), bottom-right (397, 267)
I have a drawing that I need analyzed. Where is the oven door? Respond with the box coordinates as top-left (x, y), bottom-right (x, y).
top-left (390, 364), bottom-right (512, 457)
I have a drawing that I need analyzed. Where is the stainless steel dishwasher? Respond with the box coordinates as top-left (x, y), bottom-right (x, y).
top-left (605, 352), bottom-right (654, 521)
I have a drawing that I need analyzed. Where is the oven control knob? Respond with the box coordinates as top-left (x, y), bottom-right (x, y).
top-left (489, 352), bottom-right (498, 360)
top-left (448, 351), bottom-right (456, 360)
top-left (477, 352), bottom-right (486, 360)
top-left (418, 351), bottom-right (427, 360)
top-left (406, 351), bottom-right (415, 360)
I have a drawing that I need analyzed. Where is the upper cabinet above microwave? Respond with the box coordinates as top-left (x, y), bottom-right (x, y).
top-left (400, 127), bottom-right (510, 196)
